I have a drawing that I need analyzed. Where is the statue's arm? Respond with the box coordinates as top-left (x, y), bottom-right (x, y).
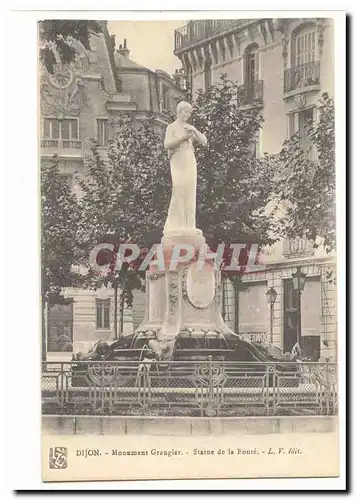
top-left (164, 125), bottom-right (189, 150)
top-left (191, 127), bottom-right (207, 147)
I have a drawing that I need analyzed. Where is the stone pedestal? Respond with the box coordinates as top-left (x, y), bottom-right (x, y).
top-left (133, 229), bottom-right (237, 360)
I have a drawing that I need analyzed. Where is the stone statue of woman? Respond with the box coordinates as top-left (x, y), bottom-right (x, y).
top-left (163, 101), bottom-right (207, 235)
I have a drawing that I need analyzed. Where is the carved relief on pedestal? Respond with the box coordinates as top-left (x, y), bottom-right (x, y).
top-left (167, 271), bottom-right (180, 317)
top-left (214, 272), bottom-right (223, 309)
top-left (184, 262), bottom-right (216, 310)
top-left (159, 270), bottom-right (182, 341)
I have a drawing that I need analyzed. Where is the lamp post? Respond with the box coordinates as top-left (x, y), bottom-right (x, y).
top-left (291, 266), bottom-right (307, 348)
top-left (266, 287), bottom-right (277, 344)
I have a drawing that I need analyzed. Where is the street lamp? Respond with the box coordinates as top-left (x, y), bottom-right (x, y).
top-left (266, 287), bottom-right (277, 344)
top-left (291, 266), bottom-right (307, 348)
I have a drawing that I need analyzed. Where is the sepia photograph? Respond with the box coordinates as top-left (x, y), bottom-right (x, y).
top-left (35, 13), bottom-right (343, 483)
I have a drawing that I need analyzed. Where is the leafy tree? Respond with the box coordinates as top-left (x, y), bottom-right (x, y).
top-left (77, 114), bottom-right (170, 338)
top-left (192, 75), bottom-right (275, 249)
top-left (41, 156), bottom-right (81, 360)
top-left (269, 93), bottom-right (335, 253)
top-left (39, 20), bottom-right (101, 73)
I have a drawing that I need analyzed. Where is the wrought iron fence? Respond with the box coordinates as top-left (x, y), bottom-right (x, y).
top-left (42, 359), bottom-right (337, 418)
top-left (284, 61), bottom-right (320, 93)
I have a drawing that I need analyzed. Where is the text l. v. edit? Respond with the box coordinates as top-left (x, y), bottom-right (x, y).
top-left (267, 448), bottom-right (303, 455)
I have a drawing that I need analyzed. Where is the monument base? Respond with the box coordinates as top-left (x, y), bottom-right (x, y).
top-left (132, 229), bottom-right (237, 361)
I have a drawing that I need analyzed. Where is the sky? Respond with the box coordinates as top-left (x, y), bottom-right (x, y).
top-left (108, 21), bottom-right (185, 74)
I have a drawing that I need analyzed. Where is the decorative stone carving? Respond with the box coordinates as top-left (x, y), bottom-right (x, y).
top-left (293, 93), bottom-right (307, 109)
top-left (226, 35), bottom-right (234, 59)
top-left (186, 262), bottom-right (215, 309)
top-left (275, 18), bottom-right (290, 68)
top-left (148, 271), bottom-right (165, 281)
top-left (49, 64), bottom-right (74, 89)
top-left (258, 20), bottom-right (268, 46)
top-left (41, 74), bottom-right (90, 117)
top-left (281, 35), bottom-right (290, 68)
top-left (215, 279), bottom-right (223, 308)
top-left (167, 271), bottom-right (180, 317)
top-left (317, 18), bottom-right (326, 56)
top-left (267, 19), bottom-right (275, 43)
top-left (40, 55), bottom-right (91, 118)
top-left (147, 339), bottom-right (175, 361)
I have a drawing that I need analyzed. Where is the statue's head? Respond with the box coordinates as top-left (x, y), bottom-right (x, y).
top-left (177, 101), bottom-right (192, 122)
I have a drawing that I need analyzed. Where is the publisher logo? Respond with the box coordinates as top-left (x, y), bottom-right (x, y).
top-left (49, 447), bottom-right (68, 469)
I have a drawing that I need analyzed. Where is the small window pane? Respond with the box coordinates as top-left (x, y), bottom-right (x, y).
top-left (97, 119), bottom-right (108, 146)
top-left (96, 304), bottom-right (103, 329)
top-left (61, 120), bottom-right (70, 140)
top-left (43, 119), bottom-right (51, 138)
top-left (51, 119), bottom-right (60, 139)
top-left (104, 306), bottom-right (110, 329)
top-left (96, 298), bottom-right (110, 329)
top-left (69, 119), bottom-right (78, 139)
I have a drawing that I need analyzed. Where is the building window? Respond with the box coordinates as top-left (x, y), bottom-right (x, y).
top-left (97, 119), bottom-right (108, 146)
top-left (96, 298), bottom-right (110, 330)
top-left (204, 61), bottom-right (212, 92)
top-left (284, 24), bottom-right (319, 93)
top-left (43, 118), bottom-right (78, 140)
top-left (289, 107), bottom-right (315, 155)
top-left (161, 84), bottom-right (170, 112)
top-left (292, 25), bottom-right (316, 67)
top-left (244, 44), bottom-right (259, 86)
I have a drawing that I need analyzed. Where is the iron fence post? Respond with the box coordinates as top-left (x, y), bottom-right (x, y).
top-left (60, 362), bottom-right (64, 413)
top-left (325, 357), bottom-right (330, 415)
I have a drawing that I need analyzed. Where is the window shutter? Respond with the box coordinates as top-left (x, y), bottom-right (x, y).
top-left (61, 120), bottom-right (70, 140)
top-left (51, 119), bottom-right (60, 139)
top-left (43, 118), bottom-right (51, 138)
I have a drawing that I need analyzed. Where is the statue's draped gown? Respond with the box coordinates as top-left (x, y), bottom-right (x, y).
top-left (164, 123), bottom-right (198, 233)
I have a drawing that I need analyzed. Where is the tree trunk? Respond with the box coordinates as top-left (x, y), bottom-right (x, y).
top-left (113, 284), bottom-right (118, 340)
top-left (42, 299), bottom-right (47, 370)
top-left (232, 280), bottom-right (240, 334)
top-left (118, 287), bottom-right (125, 339)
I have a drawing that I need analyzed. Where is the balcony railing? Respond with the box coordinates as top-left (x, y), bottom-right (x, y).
top-left (41, 359), bottom-right (337, 417)
top-left (40, 139), bottom-right (82, 150)
top-left (238, 80), bottom-right (264, 106)
top-left (284, 61), bottom-right (320, 94)
top-left (174, 19), bottom-right (255, 52)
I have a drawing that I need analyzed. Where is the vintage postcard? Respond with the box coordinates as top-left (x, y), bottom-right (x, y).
top-left (39, 12), bottom-right (344, 483)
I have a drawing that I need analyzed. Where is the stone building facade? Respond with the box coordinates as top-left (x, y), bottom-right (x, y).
top-left (174, 18), bottom-right (334, 154)
top-left (40, 22), bottom-right (184, 359)
top-left (166, 17), bottom-right (337, 360)
top-left (222, 243), bottom-right (337, 361)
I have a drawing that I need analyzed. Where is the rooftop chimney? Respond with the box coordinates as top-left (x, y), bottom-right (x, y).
top-left (110, 34), bottom-right (116, 51)
top-left (117, 38), bottom-right (130, 58)
top-left (173, 67), bottom-right (186, 88)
